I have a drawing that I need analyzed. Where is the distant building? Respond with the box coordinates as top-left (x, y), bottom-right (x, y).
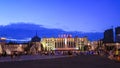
top-left (0, 44), bottom-right (3, 54)
top-left (0, 37), bottom-right (6, 46)
top-left (41, 35), bottom-right (89, 51)
top-left (115, 27), bottom-right (120, 43)
top-left (103, 29), bottom-right (114, 43)
top-left (30, 34), bottom-right (42, 54)
top-left (31, 35), bottom-right (41, 42)
top-left (5, 43), bottom-right (27, 52)
top-left (103, 27), bottom-right (120, 51)
top-left (0, 37), bottom-right (6, 54)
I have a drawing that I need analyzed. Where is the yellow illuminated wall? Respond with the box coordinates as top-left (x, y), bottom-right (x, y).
top-left (41, 37), bottom-right (88, 51)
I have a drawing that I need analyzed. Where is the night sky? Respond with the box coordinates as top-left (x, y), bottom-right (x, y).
top-left (0, 0), bottom-right (120, 32)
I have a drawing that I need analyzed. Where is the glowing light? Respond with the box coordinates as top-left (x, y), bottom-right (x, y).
top-left (19, 44), bottom-right (22, 47)
top-left (76, 48), bottom-right (79, 50)
top-left (65, 38), bottom-right (67, 45)
top-left (0, 45), bottom-right (3, 54)
top-left (53, 48), bottom-right (55, 50)
top-left (0, 37), bottom-right (6, 40)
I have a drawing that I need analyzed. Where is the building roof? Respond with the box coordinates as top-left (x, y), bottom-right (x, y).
top-left (31, 35), bottom-right (41, 42)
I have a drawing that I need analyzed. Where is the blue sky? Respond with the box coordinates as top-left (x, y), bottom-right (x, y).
top-left (0, 0), bottom-right (120, 32)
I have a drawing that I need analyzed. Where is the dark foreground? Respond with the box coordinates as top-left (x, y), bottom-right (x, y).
top-left (0, 55), bottom-right (119, 68)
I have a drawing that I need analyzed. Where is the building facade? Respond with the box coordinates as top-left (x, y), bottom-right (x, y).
top-left (41, 36), bottom-right (89, 52)
top-left (0, 37), bottom-right (6, 55)
top-left (0, 37), bottom-right (6, 46)
top-left (115, 27), bottom-right (120, 43)
top-left (103, 28), bottom-right (114, 43)
top-left (29, 35), bottom-right (42, 54)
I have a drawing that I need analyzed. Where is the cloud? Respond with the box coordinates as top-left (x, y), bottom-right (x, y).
top-left (6, 38), bottom-right (31, 41)
top-left (0, 22), bottom-right (103, 41)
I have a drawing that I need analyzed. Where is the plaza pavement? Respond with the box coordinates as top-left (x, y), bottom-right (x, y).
top-left (0, 55), bottom-right (69, 62)
top-left (0, 55), bottom-right (119, 68)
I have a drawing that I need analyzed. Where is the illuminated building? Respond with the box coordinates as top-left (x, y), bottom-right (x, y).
top-left (29, 34), bottom-right (42, 54)
top-left (0, 37), bottom-right (6, 46)
top-left (104, 43), bottom-right (120, 51)
top-left (0, 37), bottom-right (6, 55)
top-left (5, 44), bottom-right (27, 52)
top-left (0, 44), bottom-right (2, 54)
top-left (90, 41), bottom-right (99, 50)
top-left (41, 35), bottom-right (89, 51)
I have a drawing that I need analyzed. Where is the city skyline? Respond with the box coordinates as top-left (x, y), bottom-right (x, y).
top-left (0, 0), bottom-right (120, 66)
top-left (0, 0), bottom-right (120, 32)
